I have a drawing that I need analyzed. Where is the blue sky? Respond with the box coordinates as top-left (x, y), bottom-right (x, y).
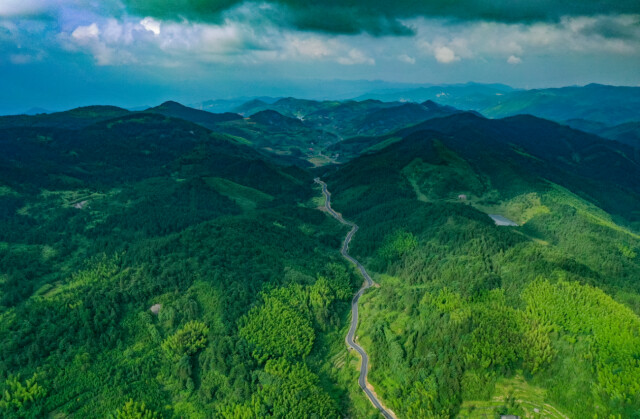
top-left (1, 1), bottom-right (639, 113)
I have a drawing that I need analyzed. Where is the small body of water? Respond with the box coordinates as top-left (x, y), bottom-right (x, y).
top-left (489, 214), bottom-right (518, 226)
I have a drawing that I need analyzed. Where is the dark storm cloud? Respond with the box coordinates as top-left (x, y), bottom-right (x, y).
top-left (579, 15), bottom-right (640, 39)
top-left (122, 0), bottom-right (640, 35)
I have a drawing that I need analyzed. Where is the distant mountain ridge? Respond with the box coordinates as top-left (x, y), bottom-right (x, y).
top-left (2, 91), bottom-right (640, 419)
top-left (356, 83), bottom-right (640, 127)
top-left (145, 101), bottom-right (243, 129)
top-left (0, 105), bottom-right (131, 130)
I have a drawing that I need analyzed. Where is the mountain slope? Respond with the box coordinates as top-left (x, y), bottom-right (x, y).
top-left (329, 112), bottom-right (640, 223)
top-left (145, 101), bottom-right (243, 129)
top-left (357, 83), bottom-right (640, 127)
top-left (249, 109), bottom-right (306, 130)
top-left (565, 119), bottom-right (640, 149)
top-left (0, 105), bottom-right (131, 129)
top-left (478, 84), bottom-right (640, 125)
top-left (320, 112), bottom-right (640, 418)
top-left (2, 98), bottom-right (639, 418)
top-left (233, 97), bottom-right (338, 119)
top-left (0, 111), bottom-right (378, 418)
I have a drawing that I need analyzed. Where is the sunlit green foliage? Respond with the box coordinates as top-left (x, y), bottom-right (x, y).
top-left (378, 230), bottom-right (418, 261)
top-left (0, 114), bottom-right (361, 417)
top-left (219, 358), bottom-right (338, 418)
top-left (240, 296), bottom-right (315, 362)
top-left (324, 125), bottom-right (640, 418)
top-left (0, 373), bottom-right (46, 417)
top-left (3, 98), bottom-right (640, 419)
top-left (523, 279), bottom-right (640, 408)
top-left (162, 320), bottom-right (209, 359)
top-left (111, 399), bottom-right (162, 419)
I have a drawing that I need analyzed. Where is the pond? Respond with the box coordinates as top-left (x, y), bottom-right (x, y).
top-left (488, 214), bottom-right (518, 226)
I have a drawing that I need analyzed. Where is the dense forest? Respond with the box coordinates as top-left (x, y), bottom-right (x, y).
top-left (322, 114), bottom-right (640, 418)
top-left (1, 101), bottom-right (640, 418)
top-left (0, 112), bottom-right (380, 417)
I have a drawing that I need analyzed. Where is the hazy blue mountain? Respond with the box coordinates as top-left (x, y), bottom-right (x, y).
top-left (193, 97), bottom-right (281, 113)
top-left (357, 83), bottom-right (640, 127)
top-left (355, 82), bottom-right (515, 103)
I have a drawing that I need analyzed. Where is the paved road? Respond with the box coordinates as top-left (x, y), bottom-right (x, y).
top-left (315, 178), bottom-right (396, 419)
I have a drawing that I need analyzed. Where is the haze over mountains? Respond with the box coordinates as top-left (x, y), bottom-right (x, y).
top-left (10, 82), bottom-right (639, 152)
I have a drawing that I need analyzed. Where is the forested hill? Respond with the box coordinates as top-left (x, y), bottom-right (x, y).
top-left (144, 101), bottom-right (243, 129)
top-left (0, 113), bottom-right (305, 196)
top-left (1, 99), bottom-right (639, 418)
top-left (320, 111), bottom-right (640, 418)
top-left (0, 112), bottom-right (381, 417)
top-left (0, 106), bottom-right (131, 130)
top-left (329, 112), bottom-right (640, 226)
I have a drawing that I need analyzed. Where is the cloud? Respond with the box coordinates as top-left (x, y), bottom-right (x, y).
top-left (72, 23), bottom-right (99, 41)
top-left (118, 0), bottom-right (640, 36)
top-left (398, 54), bottom-right (415, 64)
top-left (59, 12), bottom-right (377, 68)
top-left (140, 17), bottom-right (161, 35)
top-left (287, 37), bottom-right (332, 59)
top-left (434, 46), bottom-right (458, 63)
top-left (283, 36), bottom-right (375, 65)
top-left (577, 15), bottom-right (640, 40)
top-left (507, 55), bottom-right (522, 64)
top-left (9, 52), bottom-right (43, 64)
top-left (63, 18), bottom-right (253, 65)
top-left (337, 49), bottom-right (375, 65)
top-left (4, 0), bottom-right (638, 94)
top-left (412, 15), bottom-right (640, 65)
top-left (417, 37), bottom-right (467, 63)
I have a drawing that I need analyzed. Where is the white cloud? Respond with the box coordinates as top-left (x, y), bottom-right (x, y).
top-left (72, 23), bottom-right (99, 41)
top-left (398, 54), bottom-right (415, 64)
top-left (434, 46), bottom-right (458, 63)
top-left (507, 55), bottom-right (522, 64)
top-left (140, 17), bottom-right (161, 36)
top-left (52, 8), bottom-right (639, 75)
top-left (287, 37), bottom-right (333, 59)
top-left (62, 18), bottom-right (260, 65)
top-left (410, 15), bottom-right (640, 63)
top-left (337, 48), bottom-right (375, 65)
top-left (281, 35), bottom-right (375, 65)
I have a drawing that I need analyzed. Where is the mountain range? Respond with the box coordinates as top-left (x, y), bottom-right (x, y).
top-left (0, 88), bottom-right (639, 418)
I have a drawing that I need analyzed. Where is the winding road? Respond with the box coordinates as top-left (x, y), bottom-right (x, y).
top-left (315, 178), bottom-right (397, 419)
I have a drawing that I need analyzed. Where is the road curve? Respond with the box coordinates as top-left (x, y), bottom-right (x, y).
top-left (314, 178), bottom-right (396, 419)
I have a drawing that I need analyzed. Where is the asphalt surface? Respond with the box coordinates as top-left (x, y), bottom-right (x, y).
top-left (315, 178), bottom-right (395, 419)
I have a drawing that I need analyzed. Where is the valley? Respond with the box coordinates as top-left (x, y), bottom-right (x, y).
top-left (1, 87), bottom-right (639, 418)
top-left (316, 178), bottom-right (396, 419)
top-left (4, 0), bottom-right (640, 416)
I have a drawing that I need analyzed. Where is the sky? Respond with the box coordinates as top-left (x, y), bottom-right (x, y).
top-left (1, 0), bottom-right (639, 113)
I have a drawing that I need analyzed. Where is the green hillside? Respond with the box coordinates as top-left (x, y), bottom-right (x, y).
top-left (0, 113), bottom-right (378, 418)
top-left (1, 99), bottom-right (639, 419)
top-left (320, 112), bottom-right (640, 418)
